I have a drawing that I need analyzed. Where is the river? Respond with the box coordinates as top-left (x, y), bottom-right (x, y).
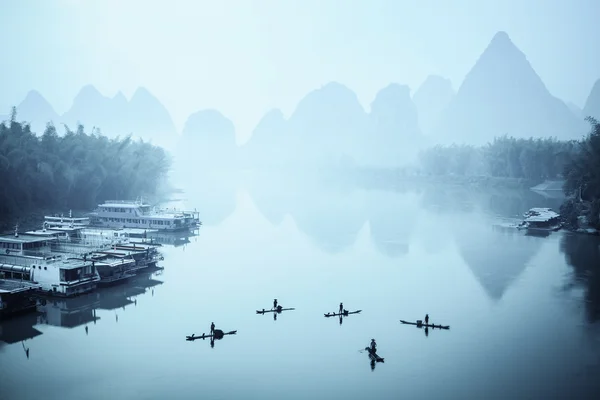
top-left (1, 172), bottom-right (599, 400)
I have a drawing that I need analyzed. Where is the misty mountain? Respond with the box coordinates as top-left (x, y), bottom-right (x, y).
top-left (62, 85), bottom-right (177, 149)
top-left (16, 90), bottom-right (59, 134)
top-left (176, 109), bottom-right (237, 171)
top-left (240, 109), bottom-right (288, 168)
top-left (368, 83), bottom-right (424, 166)
top-left (285, 82), bottom-right (369, 167)
top-left (435, 31), bottom-right (588, 145)
top-left (127, 87), bottom-right (178, 149)
top-left (566, 102), bottom-right (583, 119)
top-left (582, 79), bottom-right (600, 121)
top-left (241, 81), bottom-right (425, 169)
top-left (412, 75), bottom-right (455, 136)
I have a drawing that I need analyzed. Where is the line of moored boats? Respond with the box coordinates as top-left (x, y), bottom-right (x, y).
top-left (0, 199), bottom-right (201, 320)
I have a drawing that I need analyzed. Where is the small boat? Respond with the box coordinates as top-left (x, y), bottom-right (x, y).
top-left (256, 307), bottom-right (295, 314)
top-left (365, 347), bottom-right (384, 363)
top-left (186, 329), bottom-right (237, 341)
top-left (400, 319), bottom-right (450, 330)
top-left (517, 208), bottom-right (562, 232)
top-left (324, 310), bottom-right (362, 317)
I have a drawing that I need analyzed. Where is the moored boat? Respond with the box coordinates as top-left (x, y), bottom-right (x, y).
top-left (86, 199), bottom-right (201, 231)
top-left (517, 208), bottom-right (562, 232)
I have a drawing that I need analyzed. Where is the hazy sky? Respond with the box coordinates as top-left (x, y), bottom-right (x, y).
top-left (1, 0), bottom-right (598, 143)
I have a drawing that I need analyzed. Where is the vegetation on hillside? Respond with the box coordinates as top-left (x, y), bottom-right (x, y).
top-left (561, 117), bottom-right (600, 230)
top-left (0, 107), bottom-right (171, 223)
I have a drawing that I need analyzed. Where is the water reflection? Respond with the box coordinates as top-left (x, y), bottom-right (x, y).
top-left (0, 311), bottom-right (43, 357)
top-left (37, 271), bottom-right (163, 329)
top-left (366, 191), bottom-right (418, 257)
top-left (560, 233), bottom-right (600, 323)
top-left (183, 172), bottom-right (240, 226)
top-left (455, 218), bottom-right (544, 301)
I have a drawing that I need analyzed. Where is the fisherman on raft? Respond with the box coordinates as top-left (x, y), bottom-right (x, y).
top-left (210, 322), bottom-right (215, 334)
top-left (425, 314), bottom-right (429, 325)
top-left (370, 339), bottom-right (377, 352)
top-left (273, 299), bottom-right (278, 309)
top-left (339, 302), bottom-right (344, 314)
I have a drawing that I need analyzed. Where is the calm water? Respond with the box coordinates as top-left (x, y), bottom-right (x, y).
top-left (1, 172), bottom-right (599, 400)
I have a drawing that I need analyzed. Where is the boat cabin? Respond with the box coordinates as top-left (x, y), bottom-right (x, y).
top-left (0, 232), bottom-right (100, 297)
top-left (0, 279), bottom-right (41, 319)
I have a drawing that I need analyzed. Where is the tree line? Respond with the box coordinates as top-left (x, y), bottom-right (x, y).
top-left (0, 107), bottom-right (171, 224)
top-left (417, 136), bottom-right (580, 180)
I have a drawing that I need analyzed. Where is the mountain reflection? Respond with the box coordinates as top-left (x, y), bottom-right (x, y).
top-left (366, 191), bottom-right (419, 257)
top-left (560, 233), bottom-right (600, 323)
top-left (455, 219), bottom-right (544, 300)
top-left (183, 171), bottom-right (240, 226)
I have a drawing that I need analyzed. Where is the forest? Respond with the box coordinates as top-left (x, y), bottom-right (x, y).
top-left (0, 108), bottom-right (171, 225)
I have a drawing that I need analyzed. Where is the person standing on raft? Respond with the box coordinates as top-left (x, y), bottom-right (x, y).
top-left (273, 299), bottom-right (278, 310)
top-left (370, 339), bottom-right (377, 352)
top-left (339, 302), bottom-right (344, 314)
top-left (425, 314), bottom-right (429, 325)
top-left (210, 322), bottom-right (215, 335)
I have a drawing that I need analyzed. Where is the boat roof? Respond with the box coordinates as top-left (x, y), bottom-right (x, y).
top-left (0, 279), bottom-right (40, 294)
top-left (524, 208), bottom-right (560, 222)
top-left (45, 215), bottom-right (89, 221)
top-left (0, 234), bottom-right (52, 244)
top-left (25, 230), bottom-right (62, 237)
top-left (99, 200), bottom-right (151, 208)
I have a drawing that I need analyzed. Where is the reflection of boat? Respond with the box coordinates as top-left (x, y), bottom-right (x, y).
top-left (37, 271), bottom-right (163, 328)
top-left (517, 208), bottom-right (562, 232)
top-left (0, 311), bottom-right (43, 344)
top-left (324, 310), bottom-right (361, 317)
top-left (365, 347), bottom-right (384, 362)
top-left (400, 319), bottom-right (450, 330)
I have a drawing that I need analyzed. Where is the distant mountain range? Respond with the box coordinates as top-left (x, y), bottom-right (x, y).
top-left (2, 31), bottom-right (599, 167)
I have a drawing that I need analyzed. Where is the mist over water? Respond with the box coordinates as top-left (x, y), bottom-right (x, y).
top-left (1, 172), bottom-right (599, 400)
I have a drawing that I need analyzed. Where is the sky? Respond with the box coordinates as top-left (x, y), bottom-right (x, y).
top-left (0, 0), bottom-right (599, 143)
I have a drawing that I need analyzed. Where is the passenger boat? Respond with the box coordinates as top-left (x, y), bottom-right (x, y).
top-left (85, 199), bottom-right (201, 231)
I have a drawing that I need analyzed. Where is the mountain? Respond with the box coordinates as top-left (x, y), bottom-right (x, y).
top-left (176, 109), bottom-right (237, 171)
top-left (286, 82), bottom-right (369, 167)
top-left (435, 31), bottom-right (588, 145)
top-left (368, 83), bottom-right (423, 167)
top-left (127, 87), bottom-right (177, 149)
top-left (61, 85), bottom-right (114, 134)
top-left (412, 75), bottom-right (455, 135)
top-left (16, 90), bottom-right (59, 134)
top-left (60, 85), bottom-right (177, 148)
top-left (240, 109), bottom-right (288, 168)
top-left (566, 101), bottom-right (583, 119)
top-left (582, 79), bottom-right (600, 121)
